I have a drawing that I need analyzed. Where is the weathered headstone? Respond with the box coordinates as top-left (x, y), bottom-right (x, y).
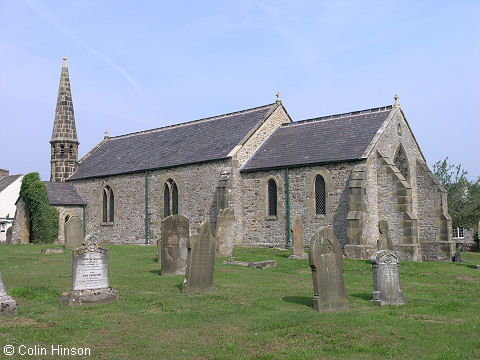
top-left (0, 271), bottom-right (17, 317)
top-left (64, 216), bottom-right (84, 250)
top-left (371, 250), bottom-right (408, 306)
top-left (60, 234), bottom-right (117, 306)
top-left (289, 215), bottom-right (308, 259)
top-left (182, 221), bottom-right (216, 294)
top-left (377, 220), bottom-right (393, 250)
top-left (216, 208), bottom-right (235, 258)
top-left (5, 226), bottom-right (12, 244)
top-left (453, 251), bottom-right (465, 263)
top-left (309, 229), bottom-right (349, 312)
top-left (159, 215), bottom-right (189, 276)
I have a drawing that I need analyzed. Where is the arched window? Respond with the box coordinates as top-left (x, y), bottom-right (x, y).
top-left (315, 175), bottom-right (326, 215)
top-left (393, 145), bottom-right (409, 182)
top-left (267, 178), bottom-right (277, 217)
top-left (102, 185), bottom-right (114, 223)
top-left (65, 215), bottom-right (70, 223)
top-left (69, 145), bottom-right (74, 155)
top-left (164, 179), bottom-right (179, 218)
top-left (60, 144), bottom-right (65, 155)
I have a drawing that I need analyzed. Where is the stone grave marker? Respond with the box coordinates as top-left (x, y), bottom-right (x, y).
top-left (377, 220), bottom-right (393, 250)
top-left (216, 208), bottom-right (235, 258)
top-left (0, 271), bottom-right (17, 317)
top-left (371, 250), bottom-right (407, 306)
top-left (309, 229), bottom-right (349, 312)
top-left (182, 221), bottom-right (216, 294)
top-left (289, 215), bottom-right (308, 259)
top-left (60, 234), bottom-right (117, 306)
top-left (159, 215), bottom-right (189, 276)
top-left (64, 216), bottom-right (84, 250)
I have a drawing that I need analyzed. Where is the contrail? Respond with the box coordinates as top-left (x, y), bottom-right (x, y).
top-left (25, 0), bottom-right (153, 103)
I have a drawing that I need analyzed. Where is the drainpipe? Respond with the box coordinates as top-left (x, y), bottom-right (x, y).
top-left (145, 170), bottom-right (149, 245)
top-left (82, 204), bottom-right (86, 236)
top-left (286, 167), bottom-right (291, 249)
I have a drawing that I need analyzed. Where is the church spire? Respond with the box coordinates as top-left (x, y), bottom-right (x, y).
top-left (50, 57), bottom-right (79, 182)
top-left (51, 57), bottom-right (78, 143)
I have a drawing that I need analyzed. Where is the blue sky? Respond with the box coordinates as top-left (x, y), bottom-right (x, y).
top-left (1, 0), bottom-right (479, 181)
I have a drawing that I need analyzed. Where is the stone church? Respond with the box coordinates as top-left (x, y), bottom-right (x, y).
top-left (14, 58), bottom-right (456, 261)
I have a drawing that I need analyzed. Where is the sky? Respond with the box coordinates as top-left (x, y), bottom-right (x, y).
top-left (0, 0), bottom-right (479, 181)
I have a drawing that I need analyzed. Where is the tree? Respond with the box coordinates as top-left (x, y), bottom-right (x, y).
top-left (433, 158), bottom-right (480, 229)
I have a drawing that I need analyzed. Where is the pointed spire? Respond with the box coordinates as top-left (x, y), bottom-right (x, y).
top-left (51, 57), bottom-right (79, 144)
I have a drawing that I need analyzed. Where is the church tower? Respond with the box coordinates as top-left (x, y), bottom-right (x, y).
top-left (50, 57), bottom-right (79, 182)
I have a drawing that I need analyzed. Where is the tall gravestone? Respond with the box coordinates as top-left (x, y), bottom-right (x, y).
top-left (60, 234), bottom-right (117, 306)
top-left (182, 221), bottom-right (216, 294)
top-left (0, 271), bottom-right (17, 317)
top-left (64, 216), bottom-right (84, 250)
top-left (371, 250), bottom-right (407, 306)
top-left (289, 215), bottom-right (308, 259)
top-left (159, 215), bottom-right (189, 276)
top-left (216, 208), bottom-right (235, 258)
top-left (309, 229), bottom-right (349, 312)
top-left (377, 220), bottom-right (393, 250)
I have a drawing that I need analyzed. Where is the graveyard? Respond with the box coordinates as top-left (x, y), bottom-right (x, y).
top-left (0, 243), bottom-right (479, 359)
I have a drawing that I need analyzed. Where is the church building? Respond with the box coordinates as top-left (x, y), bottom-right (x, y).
top-left (15, 58), bottom-right (456, 261)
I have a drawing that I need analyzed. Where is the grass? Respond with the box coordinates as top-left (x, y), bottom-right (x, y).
top-left (0, 244), bottom-right (479, 359)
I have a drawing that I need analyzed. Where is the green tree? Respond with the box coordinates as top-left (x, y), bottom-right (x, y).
top-left (433, 158), bottom-right (480, 229)
top-left (19, 172), bottom-right (59, 244)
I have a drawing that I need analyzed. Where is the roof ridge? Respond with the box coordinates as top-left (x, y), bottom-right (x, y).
top-left (109, 103), bottom-right (276, 140)
top-left (284, 105), bottom-right (393, 127)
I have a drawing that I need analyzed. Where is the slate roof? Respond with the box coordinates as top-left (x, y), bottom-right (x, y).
top-left (241, 106), bottom-right (393, 172)
top-left (0, 175), bottom-right (22, 193)
top-left (43, 182), bottom-right (86, 206)
top-left (69, 103), bottom-right (278, 180)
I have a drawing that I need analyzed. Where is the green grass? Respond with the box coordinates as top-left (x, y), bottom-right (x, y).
top-left (0, 245), bottom-right (479, 359)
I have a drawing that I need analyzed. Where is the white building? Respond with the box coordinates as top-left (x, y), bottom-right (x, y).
top-left (0, 169), bottom-right (23, 242)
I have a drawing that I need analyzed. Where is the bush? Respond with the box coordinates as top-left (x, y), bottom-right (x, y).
top-left (19, 173), bottom-right (59, 244)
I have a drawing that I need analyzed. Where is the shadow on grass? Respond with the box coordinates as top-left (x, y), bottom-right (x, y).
top-left (350, 292), bottom-right (372, 302)
top-left (175, 282), bottom-right (183, 291)
top-left (152, 257), bottom-right (159, 263)
top-left (150, 270), bottom-right (162, 276)
top-left (282, 296), bottom-right (313, 308)
top-left (467, 264), bottom-right (479, 269)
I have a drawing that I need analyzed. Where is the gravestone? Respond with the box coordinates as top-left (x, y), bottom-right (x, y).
top-left (309, 229), bottom-right (349, 312)
top-left (289, 215), bottom-right (308, 259)
top-left (60, 234), bottom-right (117, 306)
top-left (216, 208), bottom-right (235, 258)
top-left (377, 220), bottom-right (393, 250)
top-left (453, 251), bottom-right (465, 263)
top-left (182, 221), bottom-right (216, 294)
top-left (0, 271), bottom-right (17, 317)
top-left (371, 250), bottom-right (408, 306)
top-left (64, 216), bottom-right (84, 250)
top-left (5, 226), bottom-right (12, 244)
top-left (159, 215), bottom-right (189, 276)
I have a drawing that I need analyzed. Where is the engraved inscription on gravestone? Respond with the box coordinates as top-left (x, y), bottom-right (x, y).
top-left (60, 234), bottom-right (117, 306)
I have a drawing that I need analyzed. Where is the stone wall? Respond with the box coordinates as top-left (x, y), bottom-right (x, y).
top-left (230, 104), bottom-right (291, 245)
top-left (55, 205), bottom-right (84, 244)
top-left (71, 159), bottom-right (230, 245)
top-left (237, 162), bottom-right (355, 248)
